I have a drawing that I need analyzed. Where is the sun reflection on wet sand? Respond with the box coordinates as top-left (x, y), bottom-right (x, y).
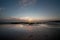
top-left (0, 24), bottom-right (50, 32)
top-left (15, 24), bottom-right (33, 32)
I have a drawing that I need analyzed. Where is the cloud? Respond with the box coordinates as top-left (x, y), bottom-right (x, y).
top-left (0, 8), bottom-right (5, 17)
top-left (0, 8), bottom-right (5, 11)
top-left (18, 0), bottom-right (37, 7)
top-left (0, 8), bottom-right (5, 13)
top-left (0, 8), bottom-right (3, 11)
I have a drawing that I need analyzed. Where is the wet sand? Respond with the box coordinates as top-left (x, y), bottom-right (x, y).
top-left (0, 24), bottom-right (60, 40)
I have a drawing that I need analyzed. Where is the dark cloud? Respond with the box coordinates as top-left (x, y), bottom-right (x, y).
top-left (18, 0), bottom-right (37, 7)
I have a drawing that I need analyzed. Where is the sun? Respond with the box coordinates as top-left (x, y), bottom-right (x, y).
top-left (20, 17), bottom-right (39, 22)
top-left (25, 17), bottom-right (33, 22)
top-left (22, 17), bottom-right (33, 22)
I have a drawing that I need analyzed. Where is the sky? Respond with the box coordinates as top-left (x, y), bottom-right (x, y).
top-left (0, 0), bottom-right (60, 20)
